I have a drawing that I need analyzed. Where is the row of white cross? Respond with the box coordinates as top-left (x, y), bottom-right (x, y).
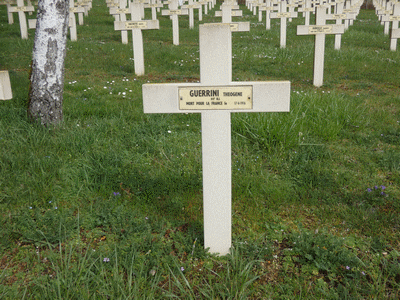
top-left (1, 0), bottom-right (92, 40)
top-left (111, 0), bottom-right (216, 46)
top-left (374, 0), bottom-right (400, 51)
top-left (109, 0), bottom-right (363, 86)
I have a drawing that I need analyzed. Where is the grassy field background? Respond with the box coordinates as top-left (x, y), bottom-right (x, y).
top-left (0, 0), bottom-right (400, 298)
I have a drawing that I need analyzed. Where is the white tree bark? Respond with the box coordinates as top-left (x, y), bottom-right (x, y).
top-left (28, 0), bottom-right (69, 126)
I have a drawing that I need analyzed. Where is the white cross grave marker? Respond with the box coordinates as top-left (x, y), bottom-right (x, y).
top-left (142, 23), bottom-right (290, 255)
top-left (69, 0), bottom-right (86, 41)
top-left (343, 0), bottom-right (359, 29)
top-left (76, 0), bottom-right (91, 17)
top-left (215, 3), bottom-right (242, 21)
top-left (215, 3), bottom-right (250, 32)
top-left (73, 0), bottom-right (89, 25)
top-left (270, 0), bottom-right (298, 48)
top-left (182, 0), bottom-right (201, 29)
top-left (259, 0), bottom-right (275, 30)
top-left (8, 0), bottom-right (34, 39)
top-left (144, 0), bottom-right (164, 20)
top-left (0, 70), bottom-right (13, 100)
top-left (114, 3), bottom-right (159, 75)
top-left (110, 0), bottom-right (129, 44)
top-left (326, 1), bottom-right (356, 50)
top-left (382, 3), bottom-right (400, 51)
top-left (199, 0), bottom-right (210, 16)
top-left (297, 5), bottom-right (345, 87)
top-left (1, 0), bottom-right (16, 25)
top-left (26, 0), bottom-right (84, 41)
top-left (298, 0), bottom-right (314, 26)
top-left (162, 0), bottom-right (188, 45)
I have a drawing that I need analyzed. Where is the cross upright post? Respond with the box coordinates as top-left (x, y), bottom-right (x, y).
top-left (0, 70), bottom-right (13, 100)
top-left (142, 23), bottom-right (290, 255)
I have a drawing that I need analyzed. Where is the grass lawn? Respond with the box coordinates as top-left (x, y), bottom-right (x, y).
top-left (0, 0), bottom-right (399, 298)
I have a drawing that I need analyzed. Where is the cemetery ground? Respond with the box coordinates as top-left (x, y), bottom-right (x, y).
top-left (0, 0), bottom-right (400, 298)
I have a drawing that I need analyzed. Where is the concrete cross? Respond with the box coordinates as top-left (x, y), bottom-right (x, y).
top-left (215, 3), bottom-right (242, 22)
top-left (162, 0), bottom-right (189, 45)
top-left (69, 0), bottom-right (86, 41)
top-left (8, 0), bottom-right (34, 39)
top-left (343, 0), bottom-right (360, 29)
top-left (0, 0), bottom-right (16, 25)
top-left (297, 5), bottom-right (345, 87)
top-left (0, 70), bottom-right (12, 100)
top-left (27, 0), bottom-right (84, 41)
top-left (110, 0), bottom-right (130, 44)
top-left (76, 0), bottom-right (92, 19)
top-left (144, 0), bottom-right (164, 20)
top-left (381, 3), bottom-right (400, 51)
top-left (259, 0), bottom-right (275, 30)
top-left (73, 0), bottom-right (89, 25)
top-left (298, 0), bottom-right (314, 26)
top-left (326, 1), bottom-right (356, 50)
top-left (217, 2), bottom-right (250, 32)
top-left (114, 3), bottom-right (159, 75)
top-left (142, 23), bottom-right (290, 255)
top-left (182, 0), bottom-right (201, 29)
top-left (270, 0), bottom-right (298, 48)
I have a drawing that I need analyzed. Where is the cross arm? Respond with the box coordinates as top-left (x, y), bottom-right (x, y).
top-left (109, 7), bottom-right (130, 15)
top-left (143, 81), bottom-right (290, 114)
top-left (297, 24), bottom-right (345, 35)
top-left (144, 3), bottom-right (164, 8)
top-left (162, 8), bottom-right (189, 15)
top-left (382, 15), bottom-right (400, 22)
top-left (325, 12), bottom-right (357, 20)
top-left (215, 9), bottom-right (242, 17)
top-left (114, 20), bottom-right (159, 30)
top-left (229, 22), bottom-right (250, 32)
top-left (70, 7), bottom-right (86, 13)
top-left (8, 5), bottom-right (34, 12)
top-left (270, 11), bottom-right (298, 18)
top-left (182, 3), bottom-right (201, 9)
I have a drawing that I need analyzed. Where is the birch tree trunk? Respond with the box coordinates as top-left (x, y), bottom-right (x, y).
top-left (28, 0), bottom-right (69, 126)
